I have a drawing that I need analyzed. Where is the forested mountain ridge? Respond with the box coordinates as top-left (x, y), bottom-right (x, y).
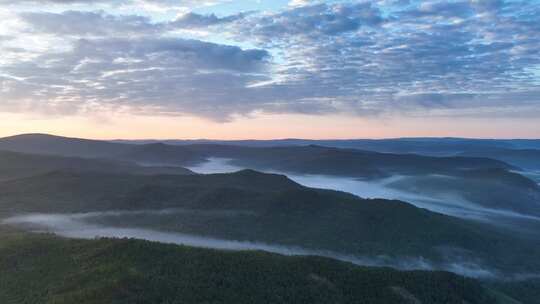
top-left (0, 134), bottom-right (516, 178)
top-left (0, 229), bottom-right (515, 304)
top-left (2, 169), bottom-right (540, 277)
top-left (0, 150), bottom-right (193, 181)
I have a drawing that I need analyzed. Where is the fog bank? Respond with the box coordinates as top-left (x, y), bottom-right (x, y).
top-left (3, 212), bottom-right (496, 279)
top-left (187, 158), bottom-right (540, 224)
top-left (518, 170), bottom-right (540, 184)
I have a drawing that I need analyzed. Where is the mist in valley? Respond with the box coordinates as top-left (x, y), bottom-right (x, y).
top-left (187, 158), bottom-right (540, 227)
top-left (2, 156), bottom-right (538, 284)
top-left (3, 211), bottom-right (498, 279)
top-left (519, 170), bottom-right (540, 184)
top-left (1, 157), bottom-right (538, 283)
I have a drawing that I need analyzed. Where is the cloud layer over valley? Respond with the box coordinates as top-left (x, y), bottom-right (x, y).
top-left (2, 211), bottom-right (498, 279)
top-left (188, 158), bottom-right (540, 228)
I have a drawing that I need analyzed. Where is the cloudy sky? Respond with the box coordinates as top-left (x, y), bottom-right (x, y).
top-left (0, 0), bottom-right (539, 139)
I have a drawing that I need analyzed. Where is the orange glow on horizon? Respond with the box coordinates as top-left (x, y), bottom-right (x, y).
top-left (1, 112), bottom-right (539, 140)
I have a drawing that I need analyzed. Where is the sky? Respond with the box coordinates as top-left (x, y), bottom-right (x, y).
top-left (0, 0), bottom-right (539, 139)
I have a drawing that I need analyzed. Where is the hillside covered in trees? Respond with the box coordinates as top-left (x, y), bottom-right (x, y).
top-left (0, 228), bottom-right (513, 304)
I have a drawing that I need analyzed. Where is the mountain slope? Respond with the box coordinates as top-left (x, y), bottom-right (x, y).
top-left (0, 134), bottom-right (516, 178)
top-left (116, 137), bottom-right (540, 171)
top-left (2, 170), bottom-right (540, 276)
top-left (458, 148), bottom-right (540, 171)
top-left (116, 137), bottom-right (540, 152)
top-left (387, 168), bottom-right (540, 216)
top-left (0, 150), bottom-right (193, 181)
top-left (0, 230), bottom-right (509, 304)
top-left (121, 142), bottom-right (205, 166)
top-left (120, 143), bottom-right (514, 178)
top-left (0, 133), bottom-right (132, 158)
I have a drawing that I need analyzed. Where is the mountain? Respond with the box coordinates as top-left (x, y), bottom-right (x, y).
top-left (0, 230), bottom-right (511, 304)
top-left (114, 137), bottom-right (540, 151)
top-left (1, 134), bottom-right (539, 302)
top-left (490, 278), bottom-right (540, 304)
top-left (116, 137), bottom-right (540, 171)
top-left (0, 133), bottom-right (131, 158)
top-left (3, 133), bottom-right (538, 220)
top-left (112, 144), bottom-right (540, 216)
top-left (118, 143), bottom-right (515, 179)
top-left (387, 168), bottom-right (540, 216)
top-left (0, 134), bottom-right (518, 178)
top-left (2, 170), bottom-right (540, 276)
top-left (3, 134), bottom-right (537, 172)
top-left (0, 150), bottom-right (193, 181)
top-left (121, 142), bottom-right (205, 166)
top-left (458, 148), bottom-right (540, 171)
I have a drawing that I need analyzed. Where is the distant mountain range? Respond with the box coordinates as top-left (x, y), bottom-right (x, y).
top-left (0, 134), bottom-right (516, 175)
top-left (0, 133), bottom-right (133, 158)
top-left (1, 168), bottom-right (539, 277)
top-left (112, 137), bottom-right (540, 150)
top-left (0, 150), bottom-right (192, 182)
top-left (1, 133), bottom-right (538, 216)
top-left (1, 133), bottom-right (540, 303)
top-left (113, 137), bottom-right (540, 171)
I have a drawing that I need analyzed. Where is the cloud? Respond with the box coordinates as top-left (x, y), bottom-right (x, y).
top-left (0, 0), bottom-right (234, 16)
top-left (0, 0), bottom-right (227, 5)
top-left (0, 1), bottom-right (539, 121)
top-left (4, 211), bottom-right (500, 278)
top-left (401, 1), bottom-right (475, 18)
top-left (20, 11), bottom-right (161, 36)
top-left (19, 10), bottom-right (248, 37)
top-left (288, 0), bottom-right (316, 7)
top-left (393, 91), bottom-right (540, 118)
top-left (0, 0), bottom-right (104, 2)
top-left (227, 1), bottom-right (540, 116)
top-left (0, 37), bottom-right (272, 120)
top-left (238, 3), bottom-right (383, 38)
top-left (170, 11), bottom-right (249, 29)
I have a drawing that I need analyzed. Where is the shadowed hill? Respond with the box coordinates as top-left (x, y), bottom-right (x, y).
top-left (0, 231), bottom-right (510, 304)
top-left (121, 142), bottom-right (206, 166)
top-left (120, 143), bottom-right (515, 179)
top-left (2, 170), bottom-right (540, 276)
top-left (115, 137), bottom-right (540, 171)
top-left (0, 133), bottom-right (132, 158)
top-left (387, 168), bottom-right (540, 216)
top-left (0, 150), bottom-right (193, 181)
top-left (458, 148), bottom-right (540, 171)
top-left (114, 137), bottom-right (540, 153)
top-left (0, 134), bottom-right (516, 179)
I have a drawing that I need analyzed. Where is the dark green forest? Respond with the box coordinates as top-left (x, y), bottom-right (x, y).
top-left (0, 228), bottom-right (511, 304)
top-left (0, 134), bottom-right (539, 303)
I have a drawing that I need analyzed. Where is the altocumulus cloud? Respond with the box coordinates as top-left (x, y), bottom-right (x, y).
top-left (19, 11), bottom-right (162, 36)
top-left (0, 36), bottom-right (271, 120)
top-left (0, 0), bottom-right (539, 121)
top-left (19, 10), bottom-right (250, 36)
top-left (0, 0), bottom-right (228, 5)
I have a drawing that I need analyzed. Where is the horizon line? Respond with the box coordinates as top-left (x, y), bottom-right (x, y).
top-left (3, 133), bottom-right (540, 142)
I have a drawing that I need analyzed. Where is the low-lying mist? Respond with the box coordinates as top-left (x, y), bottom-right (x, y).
top-left (519, 170), bottom-right (540, 184)
top-left (3, 211), bottom-right (497, 279)
top-left (187, 158), bottom-right (540, 227)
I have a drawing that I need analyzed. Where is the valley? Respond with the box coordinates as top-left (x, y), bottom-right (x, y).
top-left (1, 134), bottom-right (540, 303)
